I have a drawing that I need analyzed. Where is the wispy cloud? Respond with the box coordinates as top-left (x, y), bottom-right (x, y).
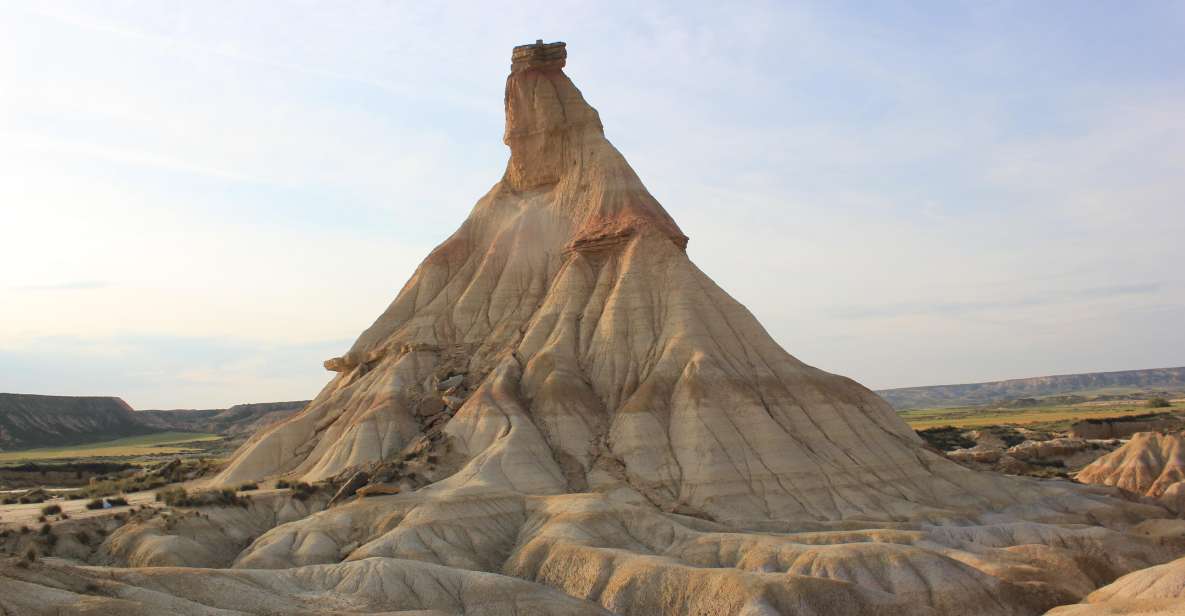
top-left (12, 280), bottom-right (111, 291)
top-left (1, 1), bottom-right (1181, 400)
top-left (834, 282), bottom-right (1165, 320)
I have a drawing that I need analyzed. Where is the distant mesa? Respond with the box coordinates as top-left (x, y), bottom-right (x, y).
top-left (0, 393), bottom-right (151, 450)
top-left (877, 366), bottom-right (1185, 409)
top-left (0, 393), bottom-right (308, 450)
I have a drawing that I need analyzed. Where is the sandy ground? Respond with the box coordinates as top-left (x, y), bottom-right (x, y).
top-left (0, 489), bottom-right (160, 527)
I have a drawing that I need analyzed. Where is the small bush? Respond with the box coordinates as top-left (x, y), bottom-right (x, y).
top-left (41, 504), bottom-right (62, 516)
top-left (238, 482), bottom-right (258, 491)
top-left (156, 487), bottom-right (188, 505)
top-left (275, 479), bottom-right (292, 489)
top-left (915, 426), bottom-right (976, 452)
top-left (18, 525), bottom-right (30, 534)
top-left (38, 523), bottom-right (52, 536)
top-left (24, 548), bottom-right (37, 562)
top-left (59, 512), bottom-right (70, 520)
top-left (290, 482), bottom-right (318, 502)
top-left (37, 515), bottom-right (47, 523)
top-left (1147, 397), bottom-right (1172, 408)
top-left (86, 499), bottom-right (105, 510)
top-left (106, 496), bottom-right (129, 507)
top-left (158, 487), bottom-right (243, 508)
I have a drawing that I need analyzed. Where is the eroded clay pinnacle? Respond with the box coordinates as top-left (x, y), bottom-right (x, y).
top-left (511, 39), bottom-right (566, 72)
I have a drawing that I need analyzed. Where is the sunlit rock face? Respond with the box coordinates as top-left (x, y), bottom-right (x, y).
top-left (9, 42), bottom-right (1182, 616)
top-left (214, 39), bottom-right (1004, 526)
top-left (1077, 431), bottom-right (1185, 513)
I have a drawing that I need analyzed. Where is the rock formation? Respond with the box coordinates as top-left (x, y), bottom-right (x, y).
top-left (4, 41), bottom-right (1185, 616)
top-left (1047, 554), bottom-right (1185, 615)
top-left (215, 40), bottom-right (1050, 526)
top-left (1077, 431), bottom-right (1185, 512)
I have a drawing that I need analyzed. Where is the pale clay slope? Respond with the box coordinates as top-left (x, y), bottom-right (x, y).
top-left (9, 42), bottom-right (1185, 615)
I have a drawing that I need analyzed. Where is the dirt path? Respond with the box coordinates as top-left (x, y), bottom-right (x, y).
top-left (0, 486), bottom-right (288, 528)
top-left (0, 490), bottom-right (160, 527)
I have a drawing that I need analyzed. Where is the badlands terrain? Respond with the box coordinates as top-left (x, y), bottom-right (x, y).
top-left (2, 41), bottom-right (1184, 615)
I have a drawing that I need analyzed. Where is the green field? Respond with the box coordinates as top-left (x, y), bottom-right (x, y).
top-left (898, 400), bottom-right (1183, 431)
top-left (0, 432), bottom-right (223, 463)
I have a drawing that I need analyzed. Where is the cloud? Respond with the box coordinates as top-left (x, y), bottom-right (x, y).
top-left (1, 1), bottom-right (1181, 401)
top-left (12, 281), bottom-right (111, 291)
top-left (833, 282), bottom-right (1165, 320)
top-left (0, 334), bottom-right (348, 408)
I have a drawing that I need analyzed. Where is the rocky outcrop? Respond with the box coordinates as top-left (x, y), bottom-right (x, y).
top-left (1077, 432), bottom-right (1185, 512)
top-left (1046, 554), bottom-right (1185, 615)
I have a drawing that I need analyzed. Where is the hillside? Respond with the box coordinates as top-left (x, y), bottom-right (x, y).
top-left (0, 393), bottom-right (155, 451)
top-left (877, 366), bottom-right (1185, 409)
top-left (0, 394), bottom-right (309, 452)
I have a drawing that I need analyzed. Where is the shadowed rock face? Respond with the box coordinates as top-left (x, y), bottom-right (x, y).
top-left (10, 42), bottom-right (1185, 616)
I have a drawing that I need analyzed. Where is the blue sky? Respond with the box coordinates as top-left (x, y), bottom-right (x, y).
top-left (2, 1), bottom-right (1183, 408)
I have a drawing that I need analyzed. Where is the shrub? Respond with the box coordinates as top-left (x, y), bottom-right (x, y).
top-left (18, 525), bottom-right (30, 534)
top-left (238, 482), bottom-right (258, 491)
top-left (915, 426), bottom-right (975, 452)
top-left (24, 548), bottom-right (36, 562)
top-left (158, 487), bottom-right (243, 508)
top-left (291, 482), bottom-right (318, 502)
top-left (156, 487), bottom-right (188, 505)
top-left (1147, 397), bottom-right (1172, 408)
top-left (85, 499), bottom-right (105, 510)
top-left (106, 496), bottom-right (129, 507)
top-left (59, 512), bottom-right (70, 520)
top-left (275, 479), bottom-right (292, 489)
top-left (38, 523), bottom-right (52, 535)
top-left (41, 504), bottom-right (62, 516)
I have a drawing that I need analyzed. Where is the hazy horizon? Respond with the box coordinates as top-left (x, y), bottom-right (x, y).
top-left (3, 2), bottom-right (1183, 408)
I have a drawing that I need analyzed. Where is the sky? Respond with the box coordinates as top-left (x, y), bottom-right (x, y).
top-left (1, 1), bottom-right (1183, 409)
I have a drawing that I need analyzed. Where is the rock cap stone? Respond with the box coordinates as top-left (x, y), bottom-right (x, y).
top-left (512, 39), bottom-right (566, 72)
